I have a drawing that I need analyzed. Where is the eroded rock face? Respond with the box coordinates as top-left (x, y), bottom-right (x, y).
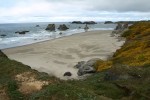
top-left (112, 23), bottom-right (129, 35)
top-left (115, 23), bottom-right (123, 30)
top-left (45, 24), bottom-right (55, 31)
top-left (122, 23), bottom-right (129, 29)
top-left (75, 58), bottom-right (101, 76)
top-left (15, 31), bottom-right (29, 34)
top-left (58, 24), bottom-right (69, 31)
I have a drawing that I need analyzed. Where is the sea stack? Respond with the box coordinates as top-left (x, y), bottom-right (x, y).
top-left (45, 24), bottom-right (55, 31)
top-left (58, 24), bottom-right (69, 31)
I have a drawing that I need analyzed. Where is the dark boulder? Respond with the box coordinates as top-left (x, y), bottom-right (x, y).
top-left (72, 21), bottom-right (82, 24)
top-left (15, 31), bottom-right (29, 34)
top-left (83, 21), bottom-right (97, 24)
top-left (59, 32), bottom-right (62, 35)
top-left (58, 24), bottom-right (69, 31)
top-left (0, 34), bottom-right (6, 37)
top-left (45, 24), bottom-right (55, 31)
top-left (64, 72), bottom-right (72, 76)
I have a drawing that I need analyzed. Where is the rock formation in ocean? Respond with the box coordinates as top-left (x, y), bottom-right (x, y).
top-left (15, 31), bottom-right (29, 34)
top-left (0, 34), bottom-right (6, 37)
top-left (58, 24), bottom-right (69, 31)
top-left (83, 21), bottom-right (97, 24)
top-left (45, 24), bottom-right (55, 31)
top-left (104, 21), bottom-right (114, 24)
top-left (84, 24), bottom-right (89, 32)
top-left (36, 25), bottom-right (40, 27)
top-left (72, 21), bottom-right (82, 24)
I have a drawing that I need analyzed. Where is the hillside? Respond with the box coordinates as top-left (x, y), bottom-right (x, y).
top-left (0, 22), bottom-right (150, 100)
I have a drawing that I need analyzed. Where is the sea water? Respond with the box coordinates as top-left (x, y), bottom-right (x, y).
top-left (0, 22), bottom-right (116, 49)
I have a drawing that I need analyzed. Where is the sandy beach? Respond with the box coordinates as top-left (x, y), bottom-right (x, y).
top-left (3, 30), bottom-right (125, 79)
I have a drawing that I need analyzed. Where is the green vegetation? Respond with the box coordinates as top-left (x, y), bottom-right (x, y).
top-left (0, 21), bottom-right (150, 99)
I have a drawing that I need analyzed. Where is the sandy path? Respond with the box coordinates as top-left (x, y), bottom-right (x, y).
top-left (3, 30), bottom-right (125, 79)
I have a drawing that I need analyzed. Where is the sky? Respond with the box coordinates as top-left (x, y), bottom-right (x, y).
top-left (0, 0), bottom-right (150, 23)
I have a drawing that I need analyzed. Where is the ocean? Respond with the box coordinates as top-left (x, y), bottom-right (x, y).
top-left (0, 22), bottom-right (116, 49)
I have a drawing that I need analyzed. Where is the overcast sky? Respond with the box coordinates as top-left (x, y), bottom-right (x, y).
top-left (0, 0), bottom-right (150, 23)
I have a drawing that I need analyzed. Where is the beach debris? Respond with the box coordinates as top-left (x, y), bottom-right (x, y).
top-left (15, 31), bottom-right (29, 34)
top-left (75, 58), bottom-right (100, 76)
top-left (45, 24), bottom-right (55, 31)
top-left (58, 24), bottom-right (69, 31)
top-left (64, 72), bottom-right (72, 76)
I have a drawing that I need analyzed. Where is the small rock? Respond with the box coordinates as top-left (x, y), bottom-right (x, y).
top-left (59, 32), bottom-right (62, 35)
top-left (64, 72), bottom-right (72, 76)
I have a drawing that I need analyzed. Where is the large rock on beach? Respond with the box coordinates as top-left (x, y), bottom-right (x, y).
top-left (58, 24), bottom-right (69, 31)
top-left (15, 31), bottom-right (29, 34)
top-left (75, 58), bottom-right (100, 76)
top-left (45, 24), bottom-right (55, 31)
